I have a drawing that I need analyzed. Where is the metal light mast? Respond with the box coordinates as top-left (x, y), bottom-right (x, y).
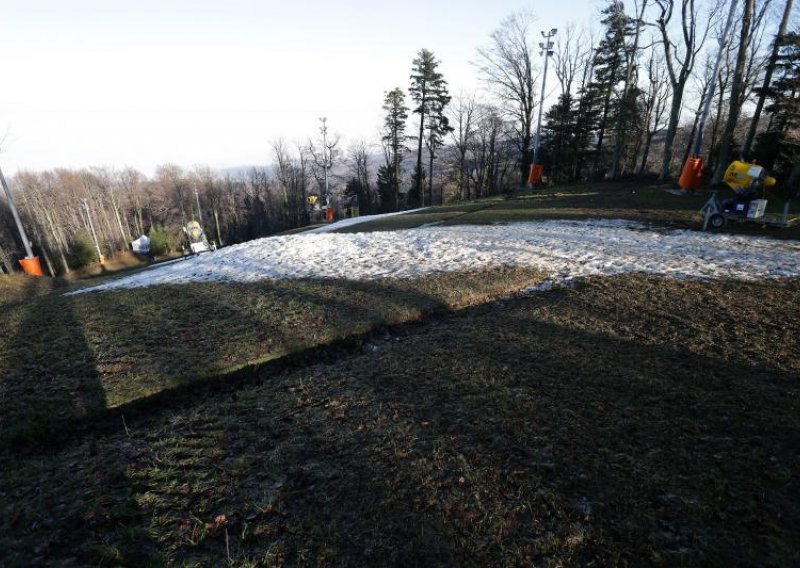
top-left (532, 28), bottom-right (557, 169)
top-left (0, 165), bottom-right (34, 259)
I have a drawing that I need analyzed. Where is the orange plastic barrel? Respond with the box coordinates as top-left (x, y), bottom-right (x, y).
top-left (528, 164), bottom-right (543, 185)
top-left (19, 257), bottom-right (43, 276)
top-left (678, 156), bottom-right (704, 190)
top-left (325, 208), bottom-right (335, 221)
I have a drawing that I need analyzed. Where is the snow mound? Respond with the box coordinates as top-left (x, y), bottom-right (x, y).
top-left (71, 219), bottom-right (800, 294)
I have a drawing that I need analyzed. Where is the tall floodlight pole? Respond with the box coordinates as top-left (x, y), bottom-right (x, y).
top-left (320, 117), bottom-right (330, 206)
top-left (532, 28), bottom-right (557, 170)
top-left (678, 0), bottom-right (738, 190)
top-left (0, 165), bottom-right (34, 259)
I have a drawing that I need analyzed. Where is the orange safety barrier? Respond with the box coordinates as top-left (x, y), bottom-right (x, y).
top-left (678, 156), bottom-right (704, 190)
top-left (19, 257), bottom-right (44, 277)
top-left (528, 164), bottom-right (544, 185)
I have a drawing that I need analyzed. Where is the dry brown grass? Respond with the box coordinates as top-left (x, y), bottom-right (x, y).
top-left (0, 268), bottom-right (545, 449)
top-left (1, 275), bottom-right (798, 566)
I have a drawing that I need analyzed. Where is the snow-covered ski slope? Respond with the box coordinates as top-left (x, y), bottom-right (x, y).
top-left (73, 219), bottom-right (800, 294)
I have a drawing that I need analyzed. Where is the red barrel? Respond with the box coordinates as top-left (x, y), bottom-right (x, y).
top-left (18, 257), bottom-right (43, 276)
top-left (678, 156), bottom-right (704, 190)
top-left (528, 164), bottom-right (544, 185)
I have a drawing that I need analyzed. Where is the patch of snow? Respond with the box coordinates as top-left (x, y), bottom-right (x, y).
top-left (521, 278), bottom-right (578, 293)
top-left (69, 219), bottom-right (800, 294)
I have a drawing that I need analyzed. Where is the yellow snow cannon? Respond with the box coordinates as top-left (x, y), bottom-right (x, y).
top-left (183, 220), bottom-right (215, 255)
top-left (722, 161), bottom-right (776, 193)
top-left (700, 161), bottom-right (790, 230)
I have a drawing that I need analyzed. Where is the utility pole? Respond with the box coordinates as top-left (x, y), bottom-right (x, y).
top-left (532, 28), bottom-right (557, 181)
top-left (82, 198), bottom-right (104, 264)
top-left (0, 165), bottom-right (34, 259)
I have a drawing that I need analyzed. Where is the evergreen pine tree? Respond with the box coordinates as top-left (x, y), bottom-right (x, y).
top-left (376, 164), bottom-right (397, 212)
top-left (587, 0), bottom-right (637, 176)
top-left (425, 98), bottom-right (453, 205)
top-left (409, 49), bottom-right (451, 207)
top-left (572, 82), bottom-right (602, 179)
top-left (543, 93), bottom-right (578, 182)
top-left (381, 88), bottom-right (409, 210)
top-left (754, 31), bottom-right (800, 190)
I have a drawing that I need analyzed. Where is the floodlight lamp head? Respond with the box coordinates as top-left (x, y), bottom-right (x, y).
top-left (551, 28), bottom-right (558, 35)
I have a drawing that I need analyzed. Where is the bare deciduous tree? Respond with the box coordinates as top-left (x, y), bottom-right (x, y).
top-left (652, 0), bottom-right (713, 180)
top-left (475, 11), bottom-right (540, 185)
top-left (713, 0), bottom-right (755, 184)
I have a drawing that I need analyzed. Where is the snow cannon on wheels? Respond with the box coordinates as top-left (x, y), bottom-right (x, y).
top-left (699, 161), bottom-right (796, 230)
top-left (182, 220), bottom-right (216, 255)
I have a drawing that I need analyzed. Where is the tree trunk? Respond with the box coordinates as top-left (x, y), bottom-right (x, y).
top-left (659, 88), bottom-right (684, 180)
top-left (40, 246), bottom-right (56, 277)
top-left (520, 144), bottom-right (532, 187)
top-left (593, 83), bottom-right (616, 177)
top-left (416, 100), bottom-right (426, 206)
top-left (639, 132), bottom-right (655, 174)
top-left (742, 0), bottom-right (794, 158)
top-left (427, 145), bottom-right (435, 205)
top-left (708, 71), bottom-right (730, 171)
top-left (713, 0), bottom-right (754, 185)
top-left (611, 0), bottom-right (648, 179)
top-left (43, 207), bottom-right (70, 274)
top-left (214, 208), bottom-right (224, 246)
top-left (0, 242), bottom-right (12, 273)
top-left (788, 164), bottom-right (800, 197)
top-left (680, 107), bottom-right (702, 170)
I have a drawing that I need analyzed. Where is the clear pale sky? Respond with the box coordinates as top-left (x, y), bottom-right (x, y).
top-left (1, 0), bottom-right (593, 175)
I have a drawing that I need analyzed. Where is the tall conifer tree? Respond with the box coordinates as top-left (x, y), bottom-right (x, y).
top-left (380, 88), bottom-right (409, 210)
top-left (409, 49), bottom-right (451, 207)
top-left (586, 1), bottom-right (637, 176)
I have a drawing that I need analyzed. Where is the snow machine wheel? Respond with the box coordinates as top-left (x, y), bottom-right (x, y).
top-left (708, 213), bottom-right (726, 229)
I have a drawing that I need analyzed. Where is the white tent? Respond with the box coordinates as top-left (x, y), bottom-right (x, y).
top-left (131, 234), bottom-right (150, 254)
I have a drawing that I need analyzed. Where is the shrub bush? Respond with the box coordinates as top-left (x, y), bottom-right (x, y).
top-left (68, 229), bottom-right (98, 268)
top-left (149, 226), bottom-right (170, 256)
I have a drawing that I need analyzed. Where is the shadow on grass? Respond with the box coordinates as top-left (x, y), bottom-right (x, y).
top-left (264, 305), bottom-right (797, 565)
top-left (0, 277), bottom-right (453, 452)
top-left (94, 277), bottom-right (447, 417)
top-left (0, 280), bottom-right (161, 565)
top-left (0, 277), bottom-right (797, 564)
top-left (0, 280), bottom-right (106, 448)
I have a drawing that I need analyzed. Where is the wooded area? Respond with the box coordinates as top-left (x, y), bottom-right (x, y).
top-left (1, 0), bottom-right (798, 276)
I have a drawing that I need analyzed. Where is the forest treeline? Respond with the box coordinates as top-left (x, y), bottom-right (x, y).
top-left (1, 0), bottom-right (798, 275)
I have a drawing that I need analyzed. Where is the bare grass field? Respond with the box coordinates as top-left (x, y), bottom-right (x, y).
top-left (1, 275), bottom-right (798, 565)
